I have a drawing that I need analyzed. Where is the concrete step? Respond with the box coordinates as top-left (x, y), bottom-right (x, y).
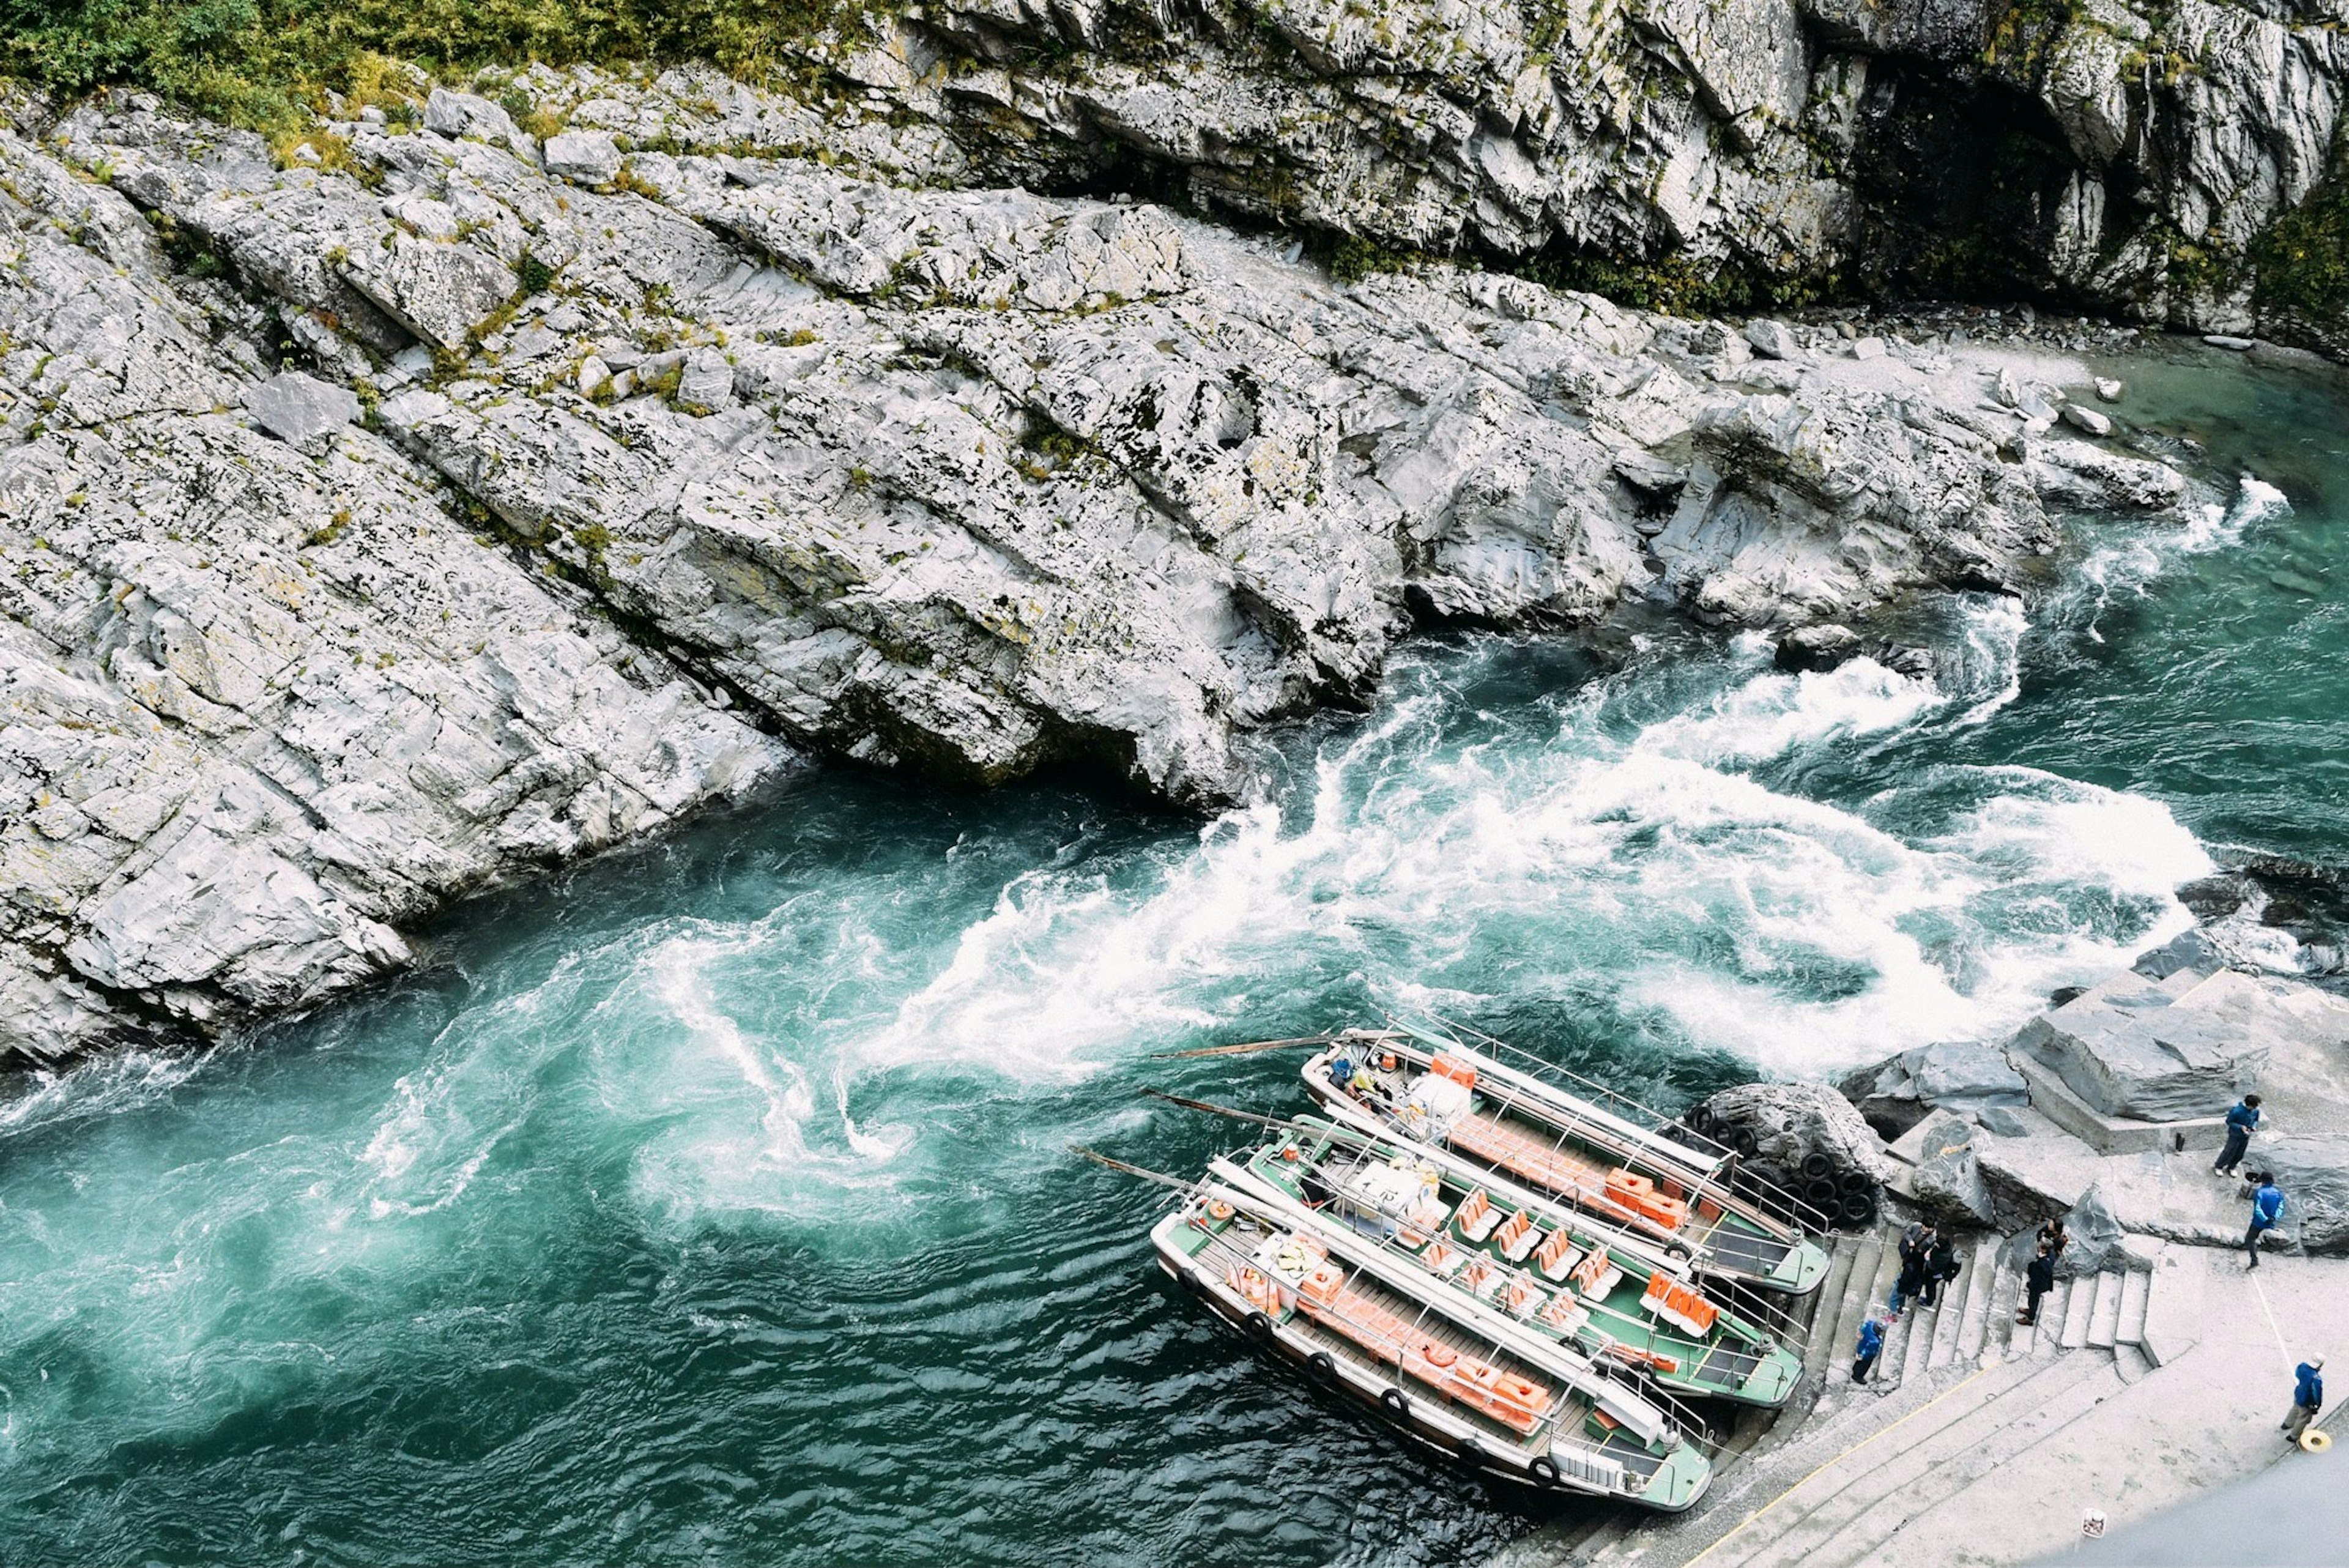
top-left (1792, 1352), bottom-right (2129, 1568)
top-left (2116, 1267), bottom-right (2151, 1350)
top-left (1983, 1254), bottom-right (2022, 1362)
top-left (1717, 1347), bottom-right (2115, 1568)
top-left (1805, 1228), bottom-right (1876, 1392)
top-left (1928, 1244), bottom-right (1985, 1369)
top-left (1948, 1238), bottom-right (2000, 1366)
top-left (2087, 1270), bottom-right (2124, 1350)
top-left (2016, 1278), bottom-right (2062, 1358)
top-left (1898, 1291), bottom-right (1940, 1385)
top-left (2059, 1273), bottom-right (2098, 1350)
top-left (1819, 1230), bottom-right (1888, 1399)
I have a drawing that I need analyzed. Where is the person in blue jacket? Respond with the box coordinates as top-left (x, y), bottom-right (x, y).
top-left (1853, 1315), bottom-right (1885, 1385)
top-left (2213, 1093), bottom-right (2263, 1177)
top-left (2246, 1173), bottom-right (2285, 1269)
top-left (2284, 1357), bottom-right (2324, 1444)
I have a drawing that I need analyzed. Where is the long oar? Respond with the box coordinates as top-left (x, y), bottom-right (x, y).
top-left (1068, 1143), bottom-right (1201, 1195)
top-left (1146, 1032), bottom-right (1346, 1061)
top-left (1137, 1087), bottom-right (1304, 1130)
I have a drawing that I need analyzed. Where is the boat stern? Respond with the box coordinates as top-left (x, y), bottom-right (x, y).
top-left (1634, 1437), bottom-right (1714, 1513)
top-left (1768, 1237), bottom-right (1833, 1295)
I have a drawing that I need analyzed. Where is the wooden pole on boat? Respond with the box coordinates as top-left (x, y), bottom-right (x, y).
top-left (1145, 1032), bottom-right (1346, 1060)
top-left (1137, 1087), bottom-right (1308, 1130)
top-left (1068, 1144), bottom-right (1200, 1194)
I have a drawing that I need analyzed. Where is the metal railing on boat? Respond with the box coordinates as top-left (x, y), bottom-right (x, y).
top-left (1346, 1018), bottom-right (1836, 1245)
top-left (1218, 1141), bottom-right (1715, 1445)
top-left (1176, 1208), bottom-right (1646, 1489)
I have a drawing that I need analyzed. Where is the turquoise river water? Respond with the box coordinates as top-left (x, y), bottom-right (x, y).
top-left (4, 346), bottom-right (2347, 1566)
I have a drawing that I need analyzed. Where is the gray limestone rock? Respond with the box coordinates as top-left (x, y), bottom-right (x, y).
top-left (2256, 1138), bottom-right (2349, 1255)
top-left (1702, 1080), bottom-right (1897, 1186)
top-left (243, 371), bottom-right (361, 456)
top-left (2051, 1183), bottom-right (2151, 1277)
top-left (2060, 403), bottom-right (2114, 437)
top-left (1775, 623), bottom-right (1861, 674)
top-left (1745, 319), bottom-right (1801, 360)
top-left (2025, 439), bottom-right (2191, 511)
top-left (543, 130), bottom-right (622, 185)
top-left (0, 81), bottom-right (2219, 1060)
top-left (1908, 1111), bottom-right (1998, 1227)
top-left (1843, 1039), bottom-right (2030, 1137)
top-left (2009, 966), bottom-right (2339, 1121)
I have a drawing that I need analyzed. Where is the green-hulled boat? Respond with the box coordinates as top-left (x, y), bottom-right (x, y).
top-left (1151, 1177), bottom-right (1714, 1510)
top-left (1303, 1025), bottom-right (1831, 1296)
top-left (1212, 1115), bottom-right (1804, 1409)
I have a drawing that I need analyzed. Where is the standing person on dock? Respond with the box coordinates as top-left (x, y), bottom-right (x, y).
top-left (2017, 1243), bottom-right (2057, 1327)
top-left (1853, 1314), bottom-right (1885, 1386)
top-left (1889, 1225), bottom-right (1934, 1320)
top-left (2246, 1173), bottom-right (2286, 1269)
top-left (1891, 1222), bottom-right (1935, 1318)
top-left (2036, 1216), bottom-right (2068, 1269)
top-left (2213, 1093), bottom-right (2263, 1178)
top-left (2284, 1358), bottom-right (2323, 1444)
top-left (1920, 1233), bottom-right (1962, 1309)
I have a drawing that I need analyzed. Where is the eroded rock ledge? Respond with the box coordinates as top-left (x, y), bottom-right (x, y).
top-left (3, 76), bottom-right (2197, 1061)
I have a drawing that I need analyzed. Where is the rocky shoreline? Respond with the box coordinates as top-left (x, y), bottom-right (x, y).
top-left (0, 66), bottom-right (2278, 1063)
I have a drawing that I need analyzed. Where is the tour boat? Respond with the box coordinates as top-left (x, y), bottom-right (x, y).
top-left (1211, 1117), bottom-right (1804, 1409)
top-left (1301, 1027), bottom-right (1830, 1296)
top-left (1151, 1179), bottom-right (1715, 1509)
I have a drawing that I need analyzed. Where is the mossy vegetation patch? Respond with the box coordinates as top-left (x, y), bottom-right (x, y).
top-left (0, 0), bottom-right (858, 132)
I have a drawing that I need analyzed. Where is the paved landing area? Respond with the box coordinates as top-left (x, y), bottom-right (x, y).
top-left (1504, 1230), bottom-right (2348, 1567)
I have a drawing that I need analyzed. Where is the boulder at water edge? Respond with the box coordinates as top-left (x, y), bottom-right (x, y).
top-left (1840, 1040), bottom-right (2031, 1138)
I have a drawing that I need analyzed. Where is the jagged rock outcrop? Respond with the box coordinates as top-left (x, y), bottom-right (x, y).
top-left (486, 0), bottom-right (2349, 349)
top-left (1, 78), bottom-right (2200, 1061)
top-left (0, 126), bottom-right (791, 1063)
top-left (1841, 1039), bottom-right (2032, 1138)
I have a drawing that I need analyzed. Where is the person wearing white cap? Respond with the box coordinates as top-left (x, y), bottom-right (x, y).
top-left (2284, 1357), bottom-right (2325, 1445)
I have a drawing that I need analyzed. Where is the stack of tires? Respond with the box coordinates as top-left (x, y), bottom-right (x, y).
top-left (1675, 1105), bottom-right (1877, 1230)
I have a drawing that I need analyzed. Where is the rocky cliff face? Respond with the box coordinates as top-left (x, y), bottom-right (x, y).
top-left (749, 0), bottom-right (2348, 347)
top-left (1, 73), bottom-right (2200, 1061)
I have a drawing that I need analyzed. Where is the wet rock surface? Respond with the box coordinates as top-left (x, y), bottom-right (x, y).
top-left (0, 77), bottom-right (2211, 1060)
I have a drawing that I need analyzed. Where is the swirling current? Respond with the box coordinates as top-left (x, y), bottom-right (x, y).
top-left (3, 347), bottom-right (2346, 1566)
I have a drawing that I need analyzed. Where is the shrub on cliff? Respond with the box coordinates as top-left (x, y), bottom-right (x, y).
top-left (0, 0), bottom-right (844, 129)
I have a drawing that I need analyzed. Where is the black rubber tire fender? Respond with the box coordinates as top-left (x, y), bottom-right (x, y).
top-left (1803, 1176), bottom-right (1840, 1206)
top-left (1530, 1455), bottom-right (1563, 1488)
top-left (1839, 1191), bottom-right (1877, 1226)
top-left (1840, 1171), bottom-right (1878, 1197)
top-left (1742, 1161), bottom-right (1789, 1196)
top-left (1379, 1386), bottom-right (1409, 1418)
top-left (1801, 1152), bottom-right (1836, 1181)
top-left (1244, 1310), bottom-right (1274, 1343)
top-left (1729, 1126), bottom-right (1760, 1158)
top-left (1457, 1437), bottom-right (1490, 1473)
top-left (1306, 1351), bottom-right (1337, 1382)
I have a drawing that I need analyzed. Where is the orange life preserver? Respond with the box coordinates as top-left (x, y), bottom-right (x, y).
top-left (1206, 1200), bottom-right (1233, 1221)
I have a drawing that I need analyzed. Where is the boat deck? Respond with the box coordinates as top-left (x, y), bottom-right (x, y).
top-left (1249, 1135), bottom-right (1793, 1407)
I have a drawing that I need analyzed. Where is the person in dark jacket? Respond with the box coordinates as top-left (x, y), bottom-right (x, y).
top-left (2017, 1243), bottom-right (2057, 1326)
top-left (1888, 1221), bottom-right (1937, 1317)
top-left (2247, 1174), bottom-right (2286, 1269)
top-left (2213, 1093), bottom-right (2263, 1177)
top-left (1890, 1246), bottom-right (1931, 1321)
top-left (2036, 1216), bottom-right (2068, 1266)
top-left (1853, 1315), bottom-right (1885, 1384)
top-left (2284, 1357), bottom-right (2324, 1444)
top-left (1919, 1235), bottom-right (1962, 1308)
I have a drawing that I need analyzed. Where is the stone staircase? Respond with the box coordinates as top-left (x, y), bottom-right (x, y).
top-left (1515, 1221), bottom-right (2172, 1568)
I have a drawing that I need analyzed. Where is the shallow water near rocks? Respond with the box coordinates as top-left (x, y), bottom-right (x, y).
top-left (4, 349), bottom-right (2347, 1566)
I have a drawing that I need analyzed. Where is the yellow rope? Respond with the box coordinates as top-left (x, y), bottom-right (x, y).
top-left (1683, 1364), bottom-right (1996, 1568)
